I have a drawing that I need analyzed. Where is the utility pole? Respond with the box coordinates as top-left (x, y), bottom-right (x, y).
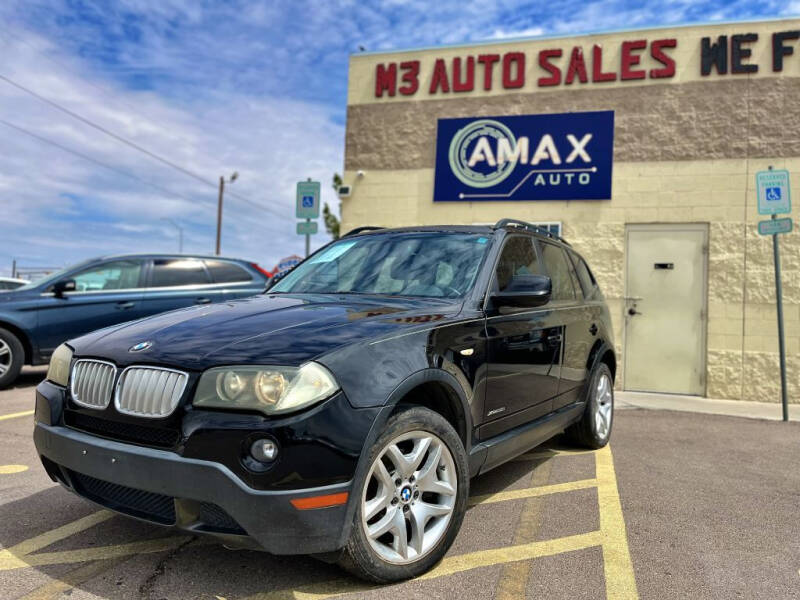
top-left (215, 171), bottom-right (238, 255)
top-left (11, 258), bottom-right (16, 279)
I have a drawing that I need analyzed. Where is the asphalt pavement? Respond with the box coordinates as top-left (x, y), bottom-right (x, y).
top-left (1, 369), bottom-right (798, 599)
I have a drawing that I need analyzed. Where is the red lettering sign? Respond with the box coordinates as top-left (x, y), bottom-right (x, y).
top-left (538, 49), bottom-right (562, 86)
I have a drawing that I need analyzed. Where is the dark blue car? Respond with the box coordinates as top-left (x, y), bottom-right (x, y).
top-left (0, 254), bottom-right (270, 387)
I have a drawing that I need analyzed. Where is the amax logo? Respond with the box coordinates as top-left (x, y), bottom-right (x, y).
top-left (433, 111), bottom-right (614, 202)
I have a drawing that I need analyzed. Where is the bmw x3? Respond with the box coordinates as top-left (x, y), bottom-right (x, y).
top-left (33, 220), bottom-right (616, 582)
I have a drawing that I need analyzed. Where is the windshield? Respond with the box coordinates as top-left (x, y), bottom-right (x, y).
top-left (272, 232), bottom-right (491, 298)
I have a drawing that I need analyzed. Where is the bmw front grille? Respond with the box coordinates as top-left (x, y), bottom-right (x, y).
top-left (70, 360), bottom-right (116, 410)
top-left (115, 366), bottom-right (188, 418)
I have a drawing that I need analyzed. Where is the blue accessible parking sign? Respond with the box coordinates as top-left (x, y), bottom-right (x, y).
top-left (756, 170), bottom-right (791, 215)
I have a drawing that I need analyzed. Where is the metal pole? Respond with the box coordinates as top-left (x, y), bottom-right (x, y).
top-left (305, 218), bottom-right (310, 257)
top-left (11, 258), bottom-right (16, 279)
top-left (216, 176), bottom-right (224, 255)
top-left (771, 213), bottom-right (789, 421)
top-left (178, 227), bottom-right (184, 254)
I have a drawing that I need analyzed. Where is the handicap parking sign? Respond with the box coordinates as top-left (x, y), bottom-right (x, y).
top-left (296, 181), bottom-right (321, 219)
top-left (765, 187), bottom-right (782, 202)
top-left (756, 170), bottom-right (791, 215)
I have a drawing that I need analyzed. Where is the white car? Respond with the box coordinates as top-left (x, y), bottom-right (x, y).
top-left (0, 277), bottom-right (29, 291)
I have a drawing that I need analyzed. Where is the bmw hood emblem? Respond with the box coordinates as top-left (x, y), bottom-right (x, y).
top-left (129, 341), bottom-right (153, 352)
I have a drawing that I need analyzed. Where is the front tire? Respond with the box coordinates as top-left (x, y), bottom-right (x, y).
top-left (338, 406), bottom-right (469, 583)
top-left (565, 362), bottom-right (614, 449)
top-left (0, 328), bottom-right (24, 389)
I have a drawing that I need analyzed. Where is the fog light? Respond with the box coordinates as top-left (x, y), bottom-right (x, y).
top-left (250, 438), bottom-right (278, 462)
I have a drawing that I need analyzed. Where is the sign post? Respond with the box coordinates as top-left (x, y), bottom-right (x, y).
top-left (756, 167), bottom-right (792, 422)
top-left (296, 179), bottom-right (321, 257)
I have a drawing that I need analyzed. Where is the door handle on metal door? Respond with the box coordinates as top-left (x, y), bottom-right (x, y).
top-left (589, 323), bottom-right (598, 336)
top-left (546, 333), bottom-right (562, 346)
top-left (115, 301), bottom-right (135, 310)
top-left (195, 297), bottom-right (212, 304)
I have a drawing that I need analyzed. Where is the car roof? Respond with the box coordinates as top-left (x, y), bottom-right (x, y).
top-left (344, 222), bottom-right (571, 247)
top-left (92, 253), bottom-right (254, 263)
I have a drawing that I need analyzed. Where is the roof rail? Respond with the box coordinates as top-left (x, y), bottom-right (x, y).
top-left (493, 218), bottom-right (570, 245)
top-left (344, 226), bottom-right (385, 237)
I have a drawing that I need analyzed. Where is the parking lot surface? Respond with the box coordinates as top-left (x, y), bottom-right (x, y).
top-left (1, 370), bottom-right (798, 599)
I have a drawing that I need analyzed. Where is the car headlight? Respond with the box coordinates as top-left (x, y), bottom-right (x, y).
top-left (46, 344), bottom-right (73, 387)
top-left (193, 363), bottom-right (339, 416)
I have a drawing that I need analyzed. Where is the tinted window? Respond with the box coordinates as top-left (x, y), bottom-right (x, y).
top-left (150, 259), bottom-right (210, 287)
top-left (272, 232), bottom-right (489, 298)
top-left (72, 260), bottom-right (142, 292)
top-left (205, 260), bottom-right (252, 283)
top-left (570, 251), bottom-right (596, 297)
top-left (564, 252), bottom-right (583, 300)
top-left (495, 236), bottom-right (541, 292)
top-left (539, 243), bottom-right (576, 301)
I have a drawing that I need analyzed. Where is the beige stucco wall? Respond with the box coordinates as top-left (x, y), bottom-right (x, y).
top-left (342, 19), bottom-right (800, 402)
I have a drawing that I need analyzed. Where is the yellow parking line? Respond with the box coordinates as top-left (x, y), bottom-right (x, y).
top-left (19, 557), bottom-right (130, 600)
top-left (15, 535), bottom-right (193, 569)
top-left (243, 531), bottom-right (603, 600)
top-left (469, 478), bottom-right (597, 506)
top-left (595, 445), bottom-right (638, 600)
top-left (0, 464), bottom-right (29, 474)
top-left (0, 409), bottom-right (34, 422)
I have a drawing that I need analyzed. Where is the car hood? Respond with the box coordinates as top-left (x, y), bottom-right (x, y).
top-left (69, 293), bottom-right (463, 370)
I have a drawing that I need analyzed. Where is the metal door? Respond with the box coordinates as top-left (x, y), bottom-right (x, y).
top-left (624, 224), bottom-right (707, 395)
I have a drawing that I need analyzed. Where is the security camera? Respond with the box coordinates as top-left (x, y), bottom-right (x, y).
top-left (356, 170), bottom-right (365, 178)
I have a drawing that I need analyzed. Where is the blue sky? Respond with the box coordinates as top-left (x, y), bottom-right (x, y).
top-left (0, 0), bottom-right (796, 276)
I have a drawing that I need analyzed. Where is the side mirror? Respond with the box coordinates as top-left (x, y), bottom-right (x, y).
top-left (491, 274), bottom-right (552, 308)
top-left (53, 279), bottom-right (76, 298)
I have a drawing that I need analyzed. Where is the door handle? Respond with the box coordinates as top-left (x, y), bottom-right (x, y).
top-left (195, 297), bottom-right (212, 305)
top-left (589, 323), bottom-right (598, 336)
top-left (115, 301), bottom-right (135, 310)
top-left (546, 333), bottom-right (562, 346)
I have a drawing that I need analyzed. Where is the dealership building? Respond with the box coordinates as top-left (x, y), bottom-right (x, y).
top-left (340, 18), bottom-right (800, 402)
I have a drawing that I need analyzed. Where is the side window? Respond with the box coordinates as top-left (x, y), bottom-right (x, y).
top-left (570, 251), bottom-right (597, 297)
top-left (564, 252), bottom-right (583, 300)
top-left (150, 259), bottom-right (210, 287)
top-left (72, 260), bottom-right (143, 292)
top-left (494, 236), bottom-right (541, 292)
top-left (539, 243), bottom-right (576, 301)
top-left (204, 260), bottom-right (253, 283)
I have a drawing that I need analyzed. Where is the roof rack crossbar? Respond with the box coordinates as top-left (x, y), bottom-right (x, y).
top-left (344, 226), bottom-right (385, 237)
top-left (492, 219), bottom-right (570, 245)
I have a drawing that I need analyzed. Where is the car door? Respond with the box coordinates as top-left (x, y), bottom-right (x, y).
top-left (204, 259), bottom-right (265, 301)
top-left (35, 259), bottom-right (146, 356)
top-left (537, 241), bottom-right (587, 411)
top-left (141, 258), bottom-right (223, 317)
top-left (483, 235), bottom-right (563, 435)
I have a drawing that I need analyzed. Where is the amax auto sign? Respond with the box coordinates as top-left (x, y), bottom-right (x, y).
top-left (433, 111), bottom-right (614, 202)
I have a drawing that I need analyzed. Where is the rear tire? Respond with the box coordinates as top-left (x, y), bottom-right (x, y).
top-left (0, 328), bottom-right (24, 389)
top-left (337, 406), bottom-right (469, 583)
top-left (565, 363), bottom-right (614, 449)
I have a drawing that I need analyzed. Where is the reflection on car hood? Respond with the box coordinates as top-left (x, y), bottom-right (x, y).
top-left (69, 293), bottom-right (462, 369)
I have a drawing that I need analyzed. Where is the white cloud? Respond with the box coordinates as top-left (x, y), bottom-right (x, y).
top-left (489, 26), bottom-right (545, 40)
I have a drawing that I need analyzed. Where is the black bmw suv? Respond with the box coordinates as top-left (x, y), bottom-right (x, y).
top-left (33, 219), bottom-right (616, 582)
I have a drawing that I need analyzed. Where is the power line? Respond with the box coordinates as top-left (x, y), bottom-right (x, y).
top-left (1, 119), bottom-right (289, 223)
top-left (0, 72), bottom-right (294, 220)
top-left (0, 119), bottom-right (199, 204)
top-left (0, 24), bottom-right (198, 149)
top-left (0, 73), bottom-right (217, 188)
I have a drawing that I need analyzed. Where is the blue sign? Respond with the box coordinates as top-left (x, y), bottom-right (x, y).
top-left (302, 195), bottom-right (314, 208)
top-left (433, 111), bottom-right (614, 202)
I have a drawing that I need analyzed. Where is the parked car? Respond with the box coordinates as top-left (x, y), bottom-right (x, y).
top-left (33, 220), bottom-right (615, 582)
top-left (0, 254), bottom-right (270, 387)
top-left (0, 277), bottom-right (29, 291)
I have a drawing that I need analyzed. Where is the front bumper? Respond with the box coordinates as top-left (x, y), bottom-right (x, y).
top-left (34, 421), bottom-right (352, 554)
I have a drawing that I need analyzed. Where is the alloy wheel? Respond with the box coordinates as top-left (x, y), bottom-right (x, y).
top-left (361, 430), bottom-right (457, 565)
top-left (594, 373), bottom-right (613, 439)
top-left (0, 339), bottom-right (11, 377)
